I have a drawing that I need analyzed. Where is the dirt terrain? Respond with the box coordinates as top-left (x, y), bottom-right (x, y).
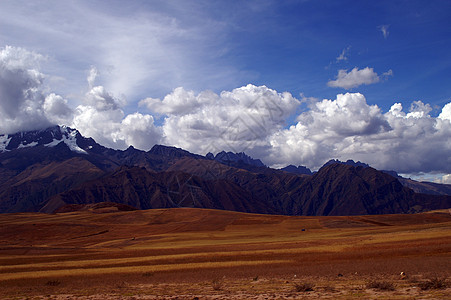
top-left (0, 207), bottom-right (450, 299)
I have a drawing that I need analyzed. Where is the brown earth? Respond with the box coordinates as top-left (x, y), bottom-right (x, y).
top-left (0, 207), bottom-right (450, 299)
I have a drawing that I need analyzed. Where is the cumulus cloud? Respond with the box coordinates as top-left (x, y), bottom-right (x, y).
top-left (73, 85), bottom-right (161, 150)
top-left (268, 93), bottom-right (390, 168)
top-left (406, 101), bottom-right (432, 118)
top-left (120, 113), bottom-right (162, 150)
top-left (0, 46), bottom-right (72, 133)
top-left (143, 88), bottom-right (450, 175)
top-left (438, 102), bottom-right (451, 121)
top-left (73, 103), bottom-right (161, 150)
top-left (0, 45), bottom-right (161, 151)
top-left (139, 87), bottom-right (216, 115)
top-left (72, 105), bottom-right (124, 147)
top-left (152, 84), bottom-right (300, 156)
top-left (84, 85), bottom-right (121, 111)
top-left (1, 46), bottom-right (450, 176)
top-left (327, 67), bottom-right (386, 89)
top-left (72, 69), bottom-right (162, 150)
top-left (43, 93), bottom-right (73, 125)
top-left (80, 82), bottom-right (451, 175)
top-left (267, 94), bottom-right (451, 174)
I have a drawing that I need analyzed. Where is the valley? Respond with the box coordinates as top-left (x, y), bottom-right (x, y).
top-left (0, 207), bottom-right (450, 299)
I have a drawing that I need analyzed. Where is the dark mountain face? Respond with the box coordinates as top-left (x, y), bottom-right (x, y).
top-left (0, 157), bottom-right (104, 213)
top-left (280, 165), bottom-right (313, 175)
top-left (41, 166), bottom-right (274, 215)
top-left (207, 151), bottom-right (266, 168)
top-left (283, 164), bottom-right (417, 215)
top-left (149, 144), bottom-right (203, 160)
top-left (322, 159), bottom-right (370, 168)
top-left (1, 125), bottom-right (450, 215)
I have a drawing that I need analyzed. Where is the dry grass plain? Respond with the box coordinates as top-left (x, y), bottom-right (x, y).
top-left (0, 207), bottom-right (450, 299)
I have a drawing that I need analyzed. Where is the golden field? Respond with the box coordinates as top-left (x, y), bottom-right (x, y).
top-left (0, 207), bottom-right (450, 299)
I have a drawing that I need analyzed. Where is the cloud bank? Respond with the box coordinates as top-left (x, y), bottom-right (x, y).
top-left (0, 47), bottom-right (161, 150)
top-left (72, 66), bottom-right (161, 151)
top-left (142, 84), bottom-right (300, 156)
top-left (269, 94), bottom-right (451, 174)
top-left (1, 46), bottom-right (450, 177)
top-left (0, 46), bottom-right (71, 133)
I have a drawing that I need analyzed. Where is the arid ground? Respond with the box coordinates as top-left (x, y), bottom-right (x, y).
top-left (0, 207), bottom-right (450, 299)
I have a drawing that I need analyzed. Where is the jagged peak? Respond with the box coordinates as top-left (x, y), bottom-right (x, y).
top-left (322, 159), bottom-right (370, 169)
top-left (280, 164), bottom-right (312, 175)
top-left (148, 144), bottom-right (201, 159)
top-left (208, 151), bottom-right (265, 167)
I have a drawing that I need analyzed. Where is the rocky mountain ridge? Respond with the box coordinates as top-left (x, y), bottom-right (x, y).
top-left (0, 125), bottom-right (450, 215)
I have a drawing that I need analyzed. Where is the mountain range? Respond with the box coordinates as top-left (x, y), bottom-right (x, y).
top-left (0, 125), bottom-right (450, 215)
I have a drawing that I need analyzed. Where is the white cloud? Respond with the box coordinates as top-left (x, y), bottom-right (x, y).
top-left (406, 101), bottom-right (432, 119)
top-left (0, 46), bottom-right (161, 151)
top-left (336, 46), bottom-right (351, 62)
top-left (379, 24), bottom-right (390, 39)
top-left (139, 87), bottom-right (216, 115)
top-left (0, 1), bottom-right (248, 102)
top-left (73, 84), bottom-right (161, 151)
top-left (268, 93), bottom-right (390, 168)
top-left (435, 174), bottom-right (451, 184)
top-left (382, 69), bottom-right (394, 78)
top-left (0, 46), bottom-right (44, 115)
top-left (87, 66), bottom-right (98, 89)
top-left (438, 102), bottom-right (451, 121)
top-left (72, 104), bottom-right (125, 148)
top-left (158, 84), bottom-right (300, 156)
top-left (120, 113), bottom-right (162, 151)
top-left (84, 86), bottom-right (121, 111)
top-left (0, 45), bottom-right (63, 133)
top-left (328, 67), bottom-right (390, 89)
top-left (267, 94), bottom-right (451, 174)
top-left (43, 93), bottom-right (73, 125)
top-left (1, 45), bottom-right (450, 177)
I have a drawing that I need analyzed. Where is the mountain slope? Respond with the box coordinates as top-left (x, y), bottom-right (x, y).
top-left (164, 157), bottom-right (451, 215)
top-left (1, 125), bottom-right (450, 215)
top-left (0, 157), bottom-right (104, 213)
top-left (284, 164), bottom-right (450, 215)
top-left (398, 178), bottom-right (451, 196)
top-left (41, 166), bottom-right (274, 214)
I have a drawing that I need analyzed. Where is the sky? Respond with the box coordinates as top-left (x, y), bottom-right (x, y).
top-left (0, 0), bottom-right (450, 182)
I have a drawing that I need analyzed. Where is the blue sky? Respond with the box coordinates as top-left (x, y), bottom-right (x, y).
top-left (1, 0), bottom-right (450, 110)
top-left (0, 0), bottom-right (450, 181)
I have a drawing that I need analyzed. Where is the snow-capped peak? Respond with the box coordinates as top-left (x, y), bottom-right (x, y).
top-left (44, 126), bottom-right (87, 154)
top-left (0, 125), bottom-right (87, 154)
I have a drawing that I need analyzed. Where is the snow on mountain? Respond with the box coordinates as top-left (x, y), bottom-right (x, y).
top-left (0, 125), bottom-right (87, 154)
top-left (44, 126), bottom-right (87, 154)
top-left (17, 141), bottom-right (38, 149)
top-left (0, 135), bottom-right (12, 152)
